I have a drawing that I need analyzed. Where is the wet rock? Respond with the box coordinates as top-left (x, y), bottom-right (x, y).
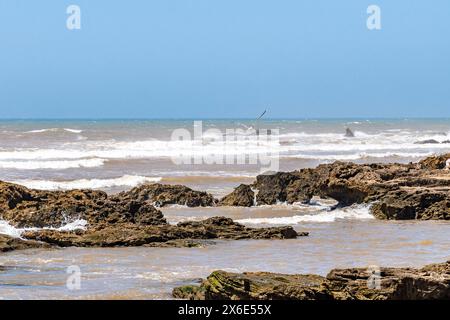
top-left (0, 182), bottom-right (35, 212)
top-left (219, 184), bottom-right (254, 207)
top-left (177, 217), bottom-right (304, 240)
top-left (419, 153), bottom-right (450, 170)
top-left (324, 261), bottom-right (450, 300)
top-left (173, 285), bottom-right (206, 300)
top-left (1, 180), bottom-right (305, 251)
top-left (252, 154), bottom-right (450, 220)
top-left (370, 188), bottom-right (450, 220)
top-left (344, 128), bottom-right (354, 138)
top-left (117, 183), bottom-right (217, 207)
top-left (414, 139), bottom-right (440, 144)
top-left (21, 216), bottom-right (304, 248)
top-left (0, 234), bottom-right (51, 252)
top-left (173, 261), bottom-right (450, 300)
top-left (0, 181), bottom-right (167, 228)
top-left (253, 172), bottom-right (300, 205)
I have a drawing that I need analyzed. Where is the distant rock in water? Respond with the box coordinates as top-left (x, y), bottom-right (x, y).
top-left (344, 127), bottom-right (354, 137)
top-left (442, 140), bottom-right (450, 144)
top-left (414, 139), bottom-right (440, 144)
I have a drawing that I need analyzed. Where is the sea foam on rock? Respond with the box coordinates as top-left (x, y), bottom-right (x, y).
top-left (0, 181), bottom-right (303, 251)
top-left (224, 153), bottom-right (450, 220)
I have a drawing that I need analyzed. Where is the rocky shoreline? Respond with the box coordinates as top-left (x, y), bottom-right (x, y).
top-left (0, 154), bottom-right (449, 253)
top-left (0, 182), bottom-right (302, 252)
top-left (172, 260), bottom-right (450, 300)
top-left (222, 153), bottom-right (450, 220)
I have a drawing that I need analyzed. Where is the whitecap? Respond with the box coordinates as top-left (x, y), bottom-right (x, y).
top-left (8, 175), bottom-right (162, 191)
top-left (0, 219), bottom-right (88, 238)
top-left (236, 204), bottom-right (374, 224)
top-left (24, 128), bottom-right (83, 134)
top-left (0, 158), bottom-right (106, 170)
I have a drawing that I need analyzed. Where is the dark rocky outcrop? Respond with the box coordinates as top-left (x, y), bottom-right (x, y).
top-left (173, 260), bottom-right (450, 300)
top-left (0, 181), bottom-right (305, 251)
top-left (414, 139), bottom-right (440, 144)
top-left (22, 217), bottom-right (303, 248)
top-left (370, 188), bottom-right (450, 220)
top-left (117, 183), bottom-right (217, 207)
top-left (0, 234), bottom-right (52, 252)
top-left (344, 128), bottom-right (354, 138)
top-left (218, 184), bottom-right (254, 207)
top-left (419, 153), bottom-right (450, 170)
top-left (253, 172), bottom-right (300, 205)
top-left (0, 184), bottom-right (166, 228)
top-left (231, 154), bottom-right (450, 220)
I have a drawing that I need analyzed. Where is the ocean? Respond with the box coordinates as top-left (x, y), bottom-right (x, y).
top-left (1, 119), bottom-right (450, 299)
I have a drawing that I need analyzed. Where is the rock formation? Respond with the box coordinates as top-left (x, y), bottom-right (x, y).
top-left (0, 234), bottom-right (52, 252)
top-left (218, 184), bottom-right (255, 207)
top-left (173, 260), bottom-right (450, 300)
top-left (240, 154), bottom-right (450, 220)
top-left (116, 183), bottom-right (217, 207)
top-left (0, 181), bottom-right (304, 251)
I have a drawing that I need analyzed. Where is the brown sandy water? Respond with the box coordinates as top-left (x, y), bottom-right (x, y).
top-left (1, 120), bottom-right (450, 299)
top-left (1, 206), bottom-right (450, 300)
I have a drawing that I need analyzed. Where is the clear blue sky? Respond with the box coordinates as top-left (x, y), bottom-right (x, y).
top-left (0, 0), bottom-right (449, 119)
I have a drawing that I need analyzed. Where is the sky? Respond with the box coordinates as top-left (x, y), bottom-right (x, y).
top-left (0, 0), bottom-right (449, 119)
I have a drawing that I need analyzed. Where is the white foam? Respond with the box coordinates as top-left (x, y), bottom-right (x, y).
top-left (24, 128), bottom-right (83, 134)
top-left (0, 158), bottom-right (106, 170)
top-left (0, 220), bottom-right (23, 238)
top-left (285, 152), bottom-right (434, 161)
top-left (56, 219), bottom-right (88, 231)
top-left (237, 204), bottom-right (374, 224)
top-left (8, 175), bottom-right (162, 191)
top-left (0, 219), bottom-right (88, 238)
top-left (1, 127), bottom-right (450, 163)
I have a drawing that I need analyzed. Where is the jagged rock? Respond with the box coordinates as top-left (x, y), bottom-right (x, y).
top-left (21, 216), bottom-right (304, 248)
top-left (173, 261), bottom-right (450, 300)
top-left (324, 261), bottom-right (450, 300)
top-left (251, 154), bottom-right (450, 220)
top-left (419, 153), bottom-right (450, 169)
top-left (219, 184), bottom-right (254, 207)
top-left (117, 183), bottom-right (217, 207)
top-left (370, 188), bottom-right (450, 220)
top-left (0, 234), bottom-right (51, 252)
top-left (253, 172), bottom-right (300, 205)
top-left (0, 180), bottom-right (305, 251)
top-left (177, 217), bottom-right (304, 240)
top-left (173, 285), bottom-right (206, 300)
top-left (0, 181), bottom-right (167, 228)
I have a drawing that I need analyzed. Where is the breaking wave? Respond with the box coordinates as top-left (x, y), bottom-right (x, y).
top-left (24, 128), bottom-right (83, 134)
top-left (0, 219), bottom-right (88, 238)
top-left (1, 130), bottom-right (450, 163)
top-left (0, 158), bottom-right (106, 170)
top-left (8, 175), bottom-right (161, 191)
top-left (237, 204), bottom-right (374, 224)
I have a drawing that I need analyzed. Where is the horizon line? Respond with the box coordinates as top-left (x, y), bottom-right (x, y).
top-left (1, 117), bottom-right (450, 121)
